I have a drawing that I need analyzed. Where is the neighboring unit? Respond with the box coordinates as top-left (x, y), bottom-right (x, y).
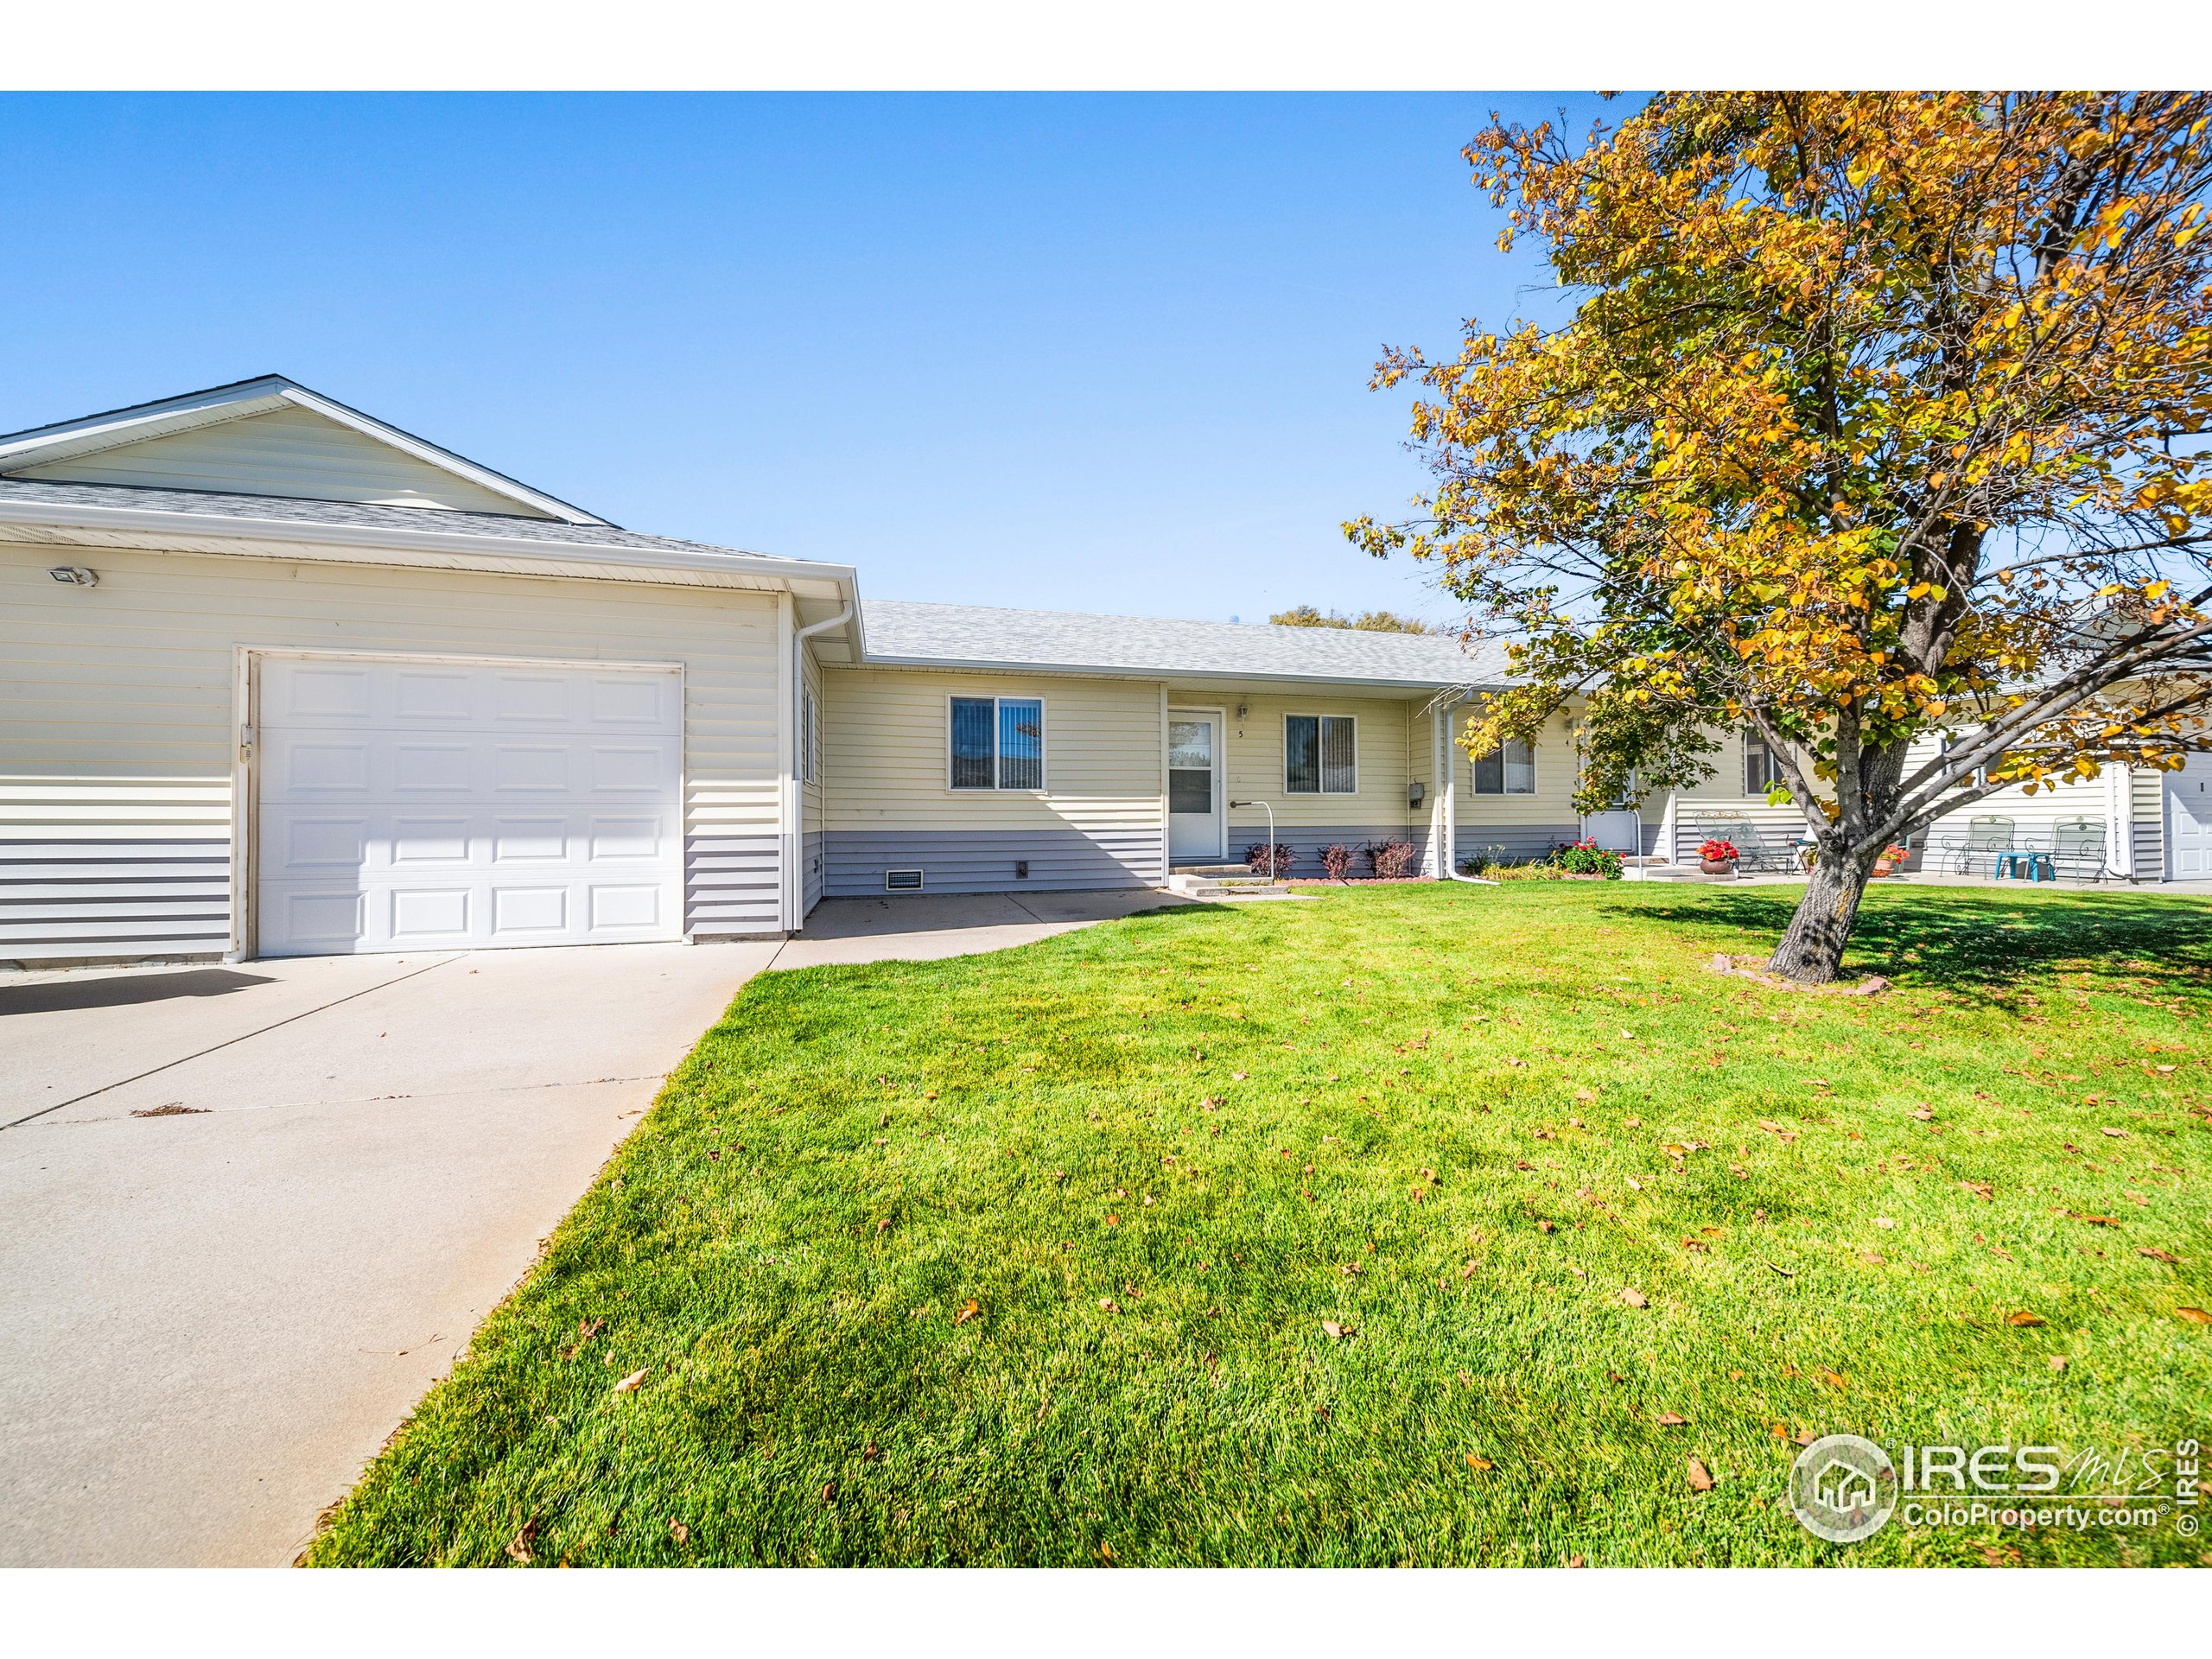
top-left (2, 378), bottom-right (2202, 968)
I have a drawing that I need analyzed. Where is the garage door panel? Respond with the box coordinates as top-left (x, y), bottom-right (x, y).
top-left (257, 658), bottom-right (683, 956)
top-left (2171, 752), bottom-right (2212, 880)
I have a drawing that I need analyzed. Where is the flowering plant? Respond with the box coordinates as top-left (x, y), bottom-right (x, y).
top-left (1699, 838), bottom-right (1739, 862)
top-left (1549, 836), bottom-right (1624, 878)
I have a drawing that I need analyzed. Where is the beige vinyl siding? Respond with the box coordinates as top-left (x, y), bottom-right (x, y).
top-left (1167, 688), bottom-right (1429, 873)
top-left (0, 541), bottom-right (783, 961)
top-left (823, 667), bottom-right (1164, 892)
top-left (2132, 765), bottom-right (2164, 878)
top-left (1444, 702), bottom-right (1585, 862)
top-left (12, 404), bottom-right (553, 517)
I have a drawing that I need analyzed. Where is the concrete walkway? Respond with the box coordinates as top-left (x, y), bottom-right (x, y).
top-left (0, 890), bottom-right (1185, 1567)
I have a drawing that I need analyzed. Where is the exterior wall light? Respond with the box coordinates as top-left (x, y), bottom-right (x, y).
top-left (48, 566), bottom-right (99, 588)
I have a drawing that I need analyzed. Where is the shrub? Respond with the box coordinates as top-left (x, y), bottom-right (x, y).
top-left (1364, 838), bottom-right (1418, 879)
top-left (1320, 843), bottom-right (1355, 880)
top-left (1245, 842), bottom-right (1294, 878)
top-left (1548, 836), bottom-right (1624, 879)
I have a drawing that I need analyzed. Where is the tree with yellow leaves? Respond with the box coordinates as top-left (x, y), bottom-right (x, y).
top-left (1351, 92), bottom-right (2212, 982)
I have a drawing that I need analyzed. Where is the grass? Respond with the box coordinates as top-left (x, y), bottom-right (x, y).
top-left (305, 881), bottom-right (2212, 1567)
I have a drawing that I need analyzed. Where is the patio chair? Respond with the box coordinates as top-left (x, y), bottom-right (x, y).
top-left (2047, 817), bottom-right (2110, 883)
top-left (1936, 815), bottom-right (2014, 874)
top-left (1719, 817), bottom-right (1800, 874)
top-left (1680, 815), bottom-right (1794, 874)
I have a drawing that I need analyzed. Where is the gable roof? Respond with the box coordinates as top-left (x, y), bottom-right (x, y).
top-left (0, 375), bottom-right (607, 524)
top-left (0, 475), bottom-right (860, 631)
top-left (861, 599), bottom-right (1512, 689)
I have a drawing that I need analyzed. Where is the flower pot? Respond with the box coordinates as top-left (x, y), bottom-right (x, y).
top-left (1700, 857), bottom-right (1736, 875)
top-left (1872, 859), bottom-right (1898, 878)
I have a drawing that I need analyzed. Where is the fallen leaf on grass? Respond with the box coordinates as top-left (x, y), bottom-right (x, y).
top-left (1687, 1457), bottom-right (1716, 1492)
top-left (1465, 1453), bottom-right (1495, 1471)
top-left (1321, 1320), bottom-right (1353, 1339)
top-left (2049, 1356), bottom-right (2069, 1371)
top-left (505, 1521), bottom-right (537, 1564)
top-left (1656, 1411), bottom-right (1688, 1427)
top-left (1817, 1367), bottom-right (1847, 1391)
top-left (2063, 1211), bottom-right (2122, 1227)
top-left (1536, 1219), bottom-right (1556, 1234)
top-left (668, 1520), bottom-right (690, 1545)
top-left (613, 1368), bottom-right (650, 1394)
top-left (2177, 1307), bottom-right (2210, 1325)
top-left (1619, 1287), bottom-right (1648, 1308)
top-left (1911, 1106), bottom-right (1935, 1122)
top-left (953, 1299), bottom-right (980, 1326)
top-left (1874, 1217), bottom-right (1896, 1230)
top-left (1959, 1180), bottom-right (1993, 1201)
top-left (1098, 1298), bottom-right (1120, 1313)
top-left (2101, 1127), bottom-right (2128, 1139)
top-left (2138, 1248), bottom-right (2180, 1265)
top-left (2006, 1311), bottom-right (2047, 1327)
top-left (1681, 1238), bottom-right (1710, 1253)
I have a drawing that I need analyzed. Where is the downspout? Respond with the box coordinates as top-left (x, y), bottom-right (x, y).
top-left (1440, 691), bottom-right (1497, 886)
top-left (788, 601), bottom-right (854, 930)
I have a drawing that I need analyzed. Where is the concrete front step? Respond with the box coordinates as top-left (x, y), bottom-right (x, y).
top-left (1166, 873), bottom-right (1305, 899)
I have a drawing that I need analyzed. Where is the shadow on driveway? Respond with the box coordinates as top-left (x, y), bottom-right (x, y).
top-left (0, 968), bottom-right (276, 1017)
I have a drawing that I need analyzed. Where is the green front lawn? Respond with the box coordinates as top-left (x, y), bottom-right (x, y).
top-left (306, 882), bottom-right (2212, 1567)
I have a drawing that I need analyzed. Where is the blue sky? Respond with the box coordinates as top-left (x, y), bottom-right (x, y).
top-left (0, 93), bottom-right (1605, 623)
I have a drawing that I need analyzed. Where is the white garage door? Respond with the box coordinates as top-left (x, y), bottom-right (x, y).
top-left (257, 656), bottom-right (683, 956)
top-left (2171, 749), bottom-right (2212, 880)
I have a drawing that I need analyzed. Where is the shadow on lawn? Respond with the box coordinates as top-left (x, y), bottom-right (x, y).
top-left (1608, 886), bottom-right (2212, 1004)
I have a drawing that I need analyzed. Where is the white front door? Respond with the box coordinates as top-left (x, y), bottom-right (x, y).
top-left (255, 655), bottom-right (684, 956)
top-left (2170, 751), bottom-right (2212, 879)
top-left (1582, 810), bottom-right (1642, 854)
top-left (1167, 710), bottom-right (1224, 864)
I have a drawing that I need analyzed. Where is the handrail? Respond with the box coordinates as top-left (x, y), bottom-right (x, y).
top-left (1229, 799), bottom-right (1278, 887)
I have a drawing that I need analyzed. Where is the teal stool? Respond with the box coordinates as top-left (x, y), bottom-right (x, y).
top-left (1994, 850), bottom-right (2054, 881)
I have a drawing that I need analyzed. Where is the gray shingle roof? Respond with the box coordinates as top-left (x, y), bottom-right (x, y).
top-left (0, 476), bottom-right (792, 562)
top-left (861, 599), bottom-right (1512, 688)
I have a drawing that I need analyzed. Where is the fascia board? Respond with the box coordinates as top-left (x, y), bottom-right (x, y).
top-left (0, 381), bottom-right (293, 472)
top-left (855, 652), bottom-right (1503, 692)
top-left (0, 494), bottom-right (855, 594)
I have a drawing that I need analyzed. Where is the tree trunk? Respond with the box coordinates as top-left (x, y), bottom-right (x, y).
top-left (1766, 844), bottom-right (1883, 984)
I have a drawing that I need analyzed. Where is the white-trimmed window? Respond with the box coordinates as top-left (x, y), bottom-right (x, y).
top-left (1472, 737), bottom-right (1536, 795)
top-left (1286, 714), bottom-right (1357, 795)
top-left (950, 696), bottom-right (1046, 790)
top-left (1744, 728), bottom-right (1787, 795)
top-left (800, 681), bottom-right (819, 785)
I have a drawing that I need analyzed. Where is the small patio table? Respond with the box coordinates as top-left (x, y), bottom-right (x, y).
top-left (1994, 848), bottom-right (2055, 881)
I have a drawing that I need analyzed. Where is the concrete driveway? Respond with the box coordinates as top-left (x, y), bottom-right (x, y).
top-left (0, 889), bottom-right (1187, 1567)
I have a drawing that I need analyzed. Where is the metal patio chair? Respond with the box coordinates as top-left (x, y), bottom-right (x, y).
top-left (2047, 817), bottom-right (2111, 884)
top-left (1936, 815), bottom-right (2015, 874)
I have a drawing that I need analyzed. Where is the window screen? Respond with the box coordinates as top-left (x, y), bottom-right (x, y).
top-left (1745, 730), bottom-right (1786, 795)
top-left (950, 697), bottom-right (995, 789)
top-left (1472, 737), bottom-right (1535, 795)
top-left (950, 696), bottom-right (1045, 790)
top-left (800, 682), bottom-right (818, 785)
top-left (998, 699), bottom-right (1044, 790)
top-left (1287, 715), bottom-right (1356, 794)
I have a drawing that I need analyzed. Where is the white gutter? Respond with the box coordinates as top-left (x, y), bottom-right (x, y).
top-left (0, 495), bottom-right (856, 590)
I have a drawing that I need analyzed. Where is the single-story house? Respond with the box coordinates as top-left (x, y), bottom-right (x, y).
top-left (3, 378), bottom-right (2205, 966)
